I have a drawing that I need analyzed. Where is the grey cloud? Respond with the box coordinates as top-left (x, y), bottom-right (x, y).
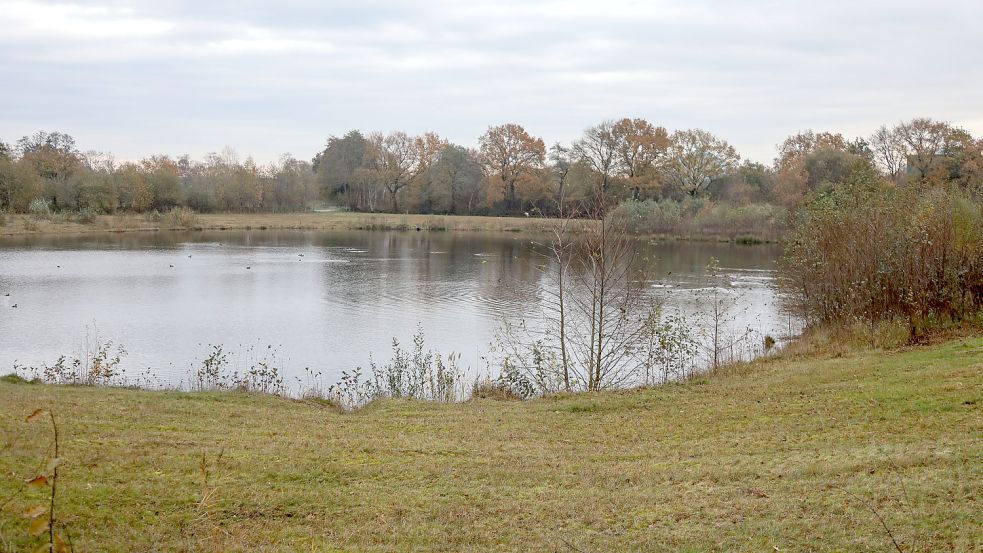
top-left (1, 0), bottom-right (981, 164)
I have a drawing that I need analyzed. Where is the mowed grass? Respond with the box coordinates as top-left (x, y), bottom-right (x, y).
top-left (0, 212), bottom-right (577, 237)
top-left (1, 339), bottom-right (981, 552)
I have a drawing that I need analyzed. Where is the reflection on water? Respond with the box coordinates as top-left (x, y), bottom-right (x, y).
top-left (0, 230), bottom-right (790, 387)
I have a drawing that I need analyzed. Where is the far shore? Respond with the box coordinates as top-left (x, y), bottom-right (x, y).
top-left (0, 211), bottom-right (779, 243)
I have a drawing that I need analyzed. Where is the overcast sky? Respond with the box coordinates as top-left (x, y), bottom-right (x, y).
top-left (1, 0), bottom-right (981, 165)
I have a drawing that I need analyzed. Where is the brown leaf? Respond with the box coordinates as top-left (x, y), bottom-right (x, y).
top-left (28, 515), bottom-right (49, 536)
top-left (54, 532), bottom-right (69, 553)
top-left (26, 409), bottom-right (48, 422)
top-left (25, 475), bottom-right (49, 487)
top-left (23, 504), bottom-right (47, 518)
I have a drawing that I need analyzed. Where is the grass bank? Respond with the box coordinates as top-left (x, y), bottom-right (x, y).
top-left (0, 211), bottom-right (778, 242)
top-left (1, 338), bottom-right (981, 551)
top-left (0, 212), bottom-right (578, 237)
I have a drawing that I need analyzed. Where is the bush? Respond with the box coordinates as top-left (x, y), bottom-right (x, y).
top-left (781, 182), bottom-right (983, 338)
top-left (470, 378), bottom-right (524, 401)
top-left (27, 197), bottom-right (51, 218)
top-left (161, 207), bottom-right (199, 228)
top-left (610, 199), bottom-right (787, 240)
top-left (613, 198), bottom-right (685, 234)
top-left (75, 207), bottom-right (98, 224)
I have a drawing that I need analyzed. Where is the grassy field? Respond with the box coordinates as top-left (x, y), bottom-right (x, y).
top-left (0, 211), bottom-right (770, 242)
top-left (0, 212), bottom-right (578, 237)
top-left (1, 338), bottom-right (981, 552)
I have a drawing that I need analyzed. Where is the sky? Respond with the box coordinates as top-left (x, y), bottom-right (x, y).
top-left (1, 0), bottom-right (981, 165)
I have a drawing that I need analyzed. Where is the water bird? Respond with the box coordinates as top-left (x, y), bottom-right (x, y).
top-left (11, 304), bottom-right (17, 308)
top-left (169, 264), bottom-right (174, 268)
top-left (246, 266), bottom-right (251, 269)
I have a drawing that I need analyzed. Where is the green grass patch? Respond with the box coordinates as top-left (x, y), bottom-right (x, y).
top-left (0, 372), bottom-right (31, 384)
top-left (0, 337), bottom-right (980, 551)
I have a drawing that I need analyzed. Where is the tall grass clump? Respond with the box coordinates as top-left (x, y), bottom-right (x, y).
top-left (73, 207), bottom-right (98, 224)
top-left (781, 179), bottom-right (983, 340)
top-left (189, 343), bottom-right (286, 395)
top-left (330, 326), bottom-right (463, 411)
top-left (161, 206), bottom-right (200, 229)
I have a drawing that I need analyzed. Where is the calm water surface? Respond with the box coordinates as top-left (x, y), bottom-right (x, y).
top-left (0, 230), bottom-right (789, 388)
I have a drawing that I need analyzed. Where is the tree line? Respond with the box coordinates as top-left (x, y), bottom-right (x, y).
top-left (1, 117), bottom-right (980, 216)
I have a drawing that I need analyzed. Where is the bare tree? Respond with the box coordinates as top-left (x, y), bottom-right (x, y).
top-left (895, 118), bottom-right (956, 183)
top-left (773, 130), bottom-right (847, 174)
top-left (548, 142), bottom-right (575, 207)
top-left (573, 121), bottom-right (620, 196)
top-left (496, 192), bottom-right (658, 392)
top-left (869, 125), bottom-right (907, 181)
top-left (371, 132), bottom-right (418, 213)
top-left (664, 129), bottom-right (740, 197)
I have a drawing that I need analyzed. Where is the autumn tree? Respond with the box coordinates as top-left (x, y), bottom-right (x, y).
top-left (15, 131), bottom-right (83, 210)
top-left (774, 131), bottom-right (847, 174)
top-left (663, 129), bottom-right (740, 197)
top-left (368, 131), bottom-right (447, 213)
top-left (408, 132), bottom-right (450, 213)
top-left (113, 163), bottom-right (154, 212)
top-left (772, 130), bottom-right (853, 205)
top-left (16, 132), bottom-right (82, 183)
top-left (0, 155), bottom-right (43, 211)
top-left (946, 133), bottom-right (983, 191)
top-left (141, 155), bottom-right (182, 210)
top-left (867, 118), bottom-right (980, 189)
top-left (611, 118), bottom-right (670, 199)
top-left (478, 124), bottom-right (545, 212)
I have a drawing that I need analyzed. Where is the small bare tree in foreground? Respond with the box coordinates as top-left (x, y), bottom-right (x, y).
top-left (495, 192), bottom-right (663, 393)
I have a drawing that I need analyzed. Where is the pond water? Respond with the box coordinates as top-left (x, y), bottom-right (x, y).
top-left (0, 230), bottom-right (791, 390)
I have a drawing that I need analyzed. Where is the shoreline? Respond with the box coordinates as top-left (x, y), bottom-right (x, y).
top-left (0, 211), bottom-right (782, 243)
